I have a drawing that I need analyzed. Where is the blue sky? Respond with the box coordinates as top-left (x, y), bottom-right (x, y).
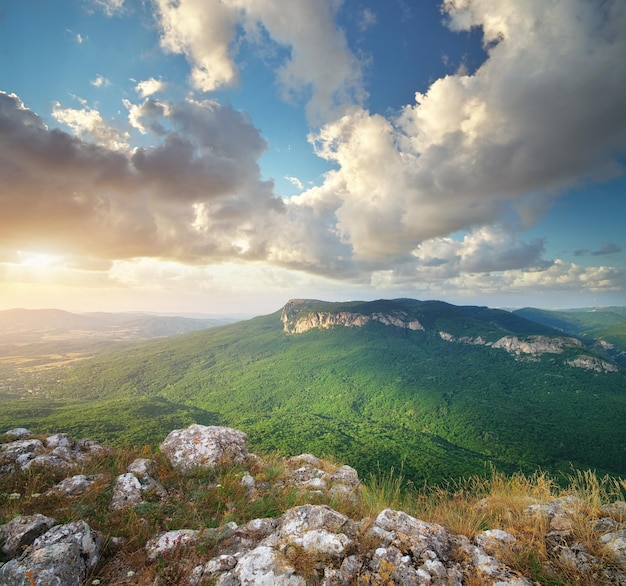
top-left (0, 0), bottom-right (625, 314)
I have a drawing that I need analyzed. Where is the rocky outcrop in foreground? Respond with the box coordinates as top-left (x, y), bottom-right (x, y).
top-left (1, 425), bottom-right (625, 585)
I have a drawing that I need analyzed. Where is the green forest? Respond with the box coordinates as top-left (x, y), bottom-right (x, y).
top-left (1, 300), bottom-right (625, 486)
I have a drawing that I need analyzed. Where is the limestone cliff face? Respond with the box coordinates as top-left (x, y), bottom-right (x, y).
top-left (281, 300), bottom-right (619, 373)
top-left (281, 300), bottom-right (424, 334)
top-left (567, 355), bottom-right (619, 373)
top-left (491, 335), bottom-right (583, 356)
top-left (439, 331), bottom-right (619, 372)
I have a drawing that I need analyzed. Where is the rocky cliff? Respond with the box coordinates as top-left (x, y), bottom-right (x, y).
top-left (1, 425), bottom-right (625, 585)
top-left (281, 299), bottom-right (424, 334)
top-left (281, 299), bottom-right (619, 373)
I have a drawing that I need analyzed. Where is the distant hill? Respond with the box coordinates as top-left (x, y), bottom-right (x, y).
top-left (0, 308), bottom-right (237, 343)
top-left (513, 306), bottom-right (626, 367)
top-left (1, 299), bottom-right (624, 485)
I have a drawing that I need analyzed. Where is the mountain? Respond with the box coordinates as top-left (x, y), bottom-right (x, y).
top-left (513, 306), bottom-right (626, 367)
top-left (0, 308), bottom-right (236, 343)
top-left (1, 299), bottom-right (624, 485)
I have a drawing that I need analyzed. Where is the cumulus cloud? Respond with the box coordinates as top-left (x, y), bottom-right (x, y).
top-left (233, 0), bottom-right (364, 119)
top-left (91, 75), bottom-right (110, 88)
top-left (153, 0), bottom-right (240, 92)
top-left (152, 0), bottom-right (363, 119)
top-left (135, 77), bottom-right (167, 98)
top-left (2, 0), bottom-right (625, 302)
top-left (52, 102), bottom-right (129, 151)
top-left (0, 91), bottom-right (282, 263)
top-left (296, 0), bottom-right (626, 272)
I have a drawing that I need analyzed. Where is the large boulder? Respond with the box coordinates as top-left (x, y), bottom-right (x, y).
top-left (160, 424), bottom-right (249, 473)
top-left (0, 520), bottom-right (104, 586)
top-left (1, 514), bottom-right (56, 559)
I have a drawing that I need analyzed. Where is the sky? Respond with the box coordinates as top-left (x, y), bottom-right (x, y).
top-left (1, 0), bottom-right (625, 316)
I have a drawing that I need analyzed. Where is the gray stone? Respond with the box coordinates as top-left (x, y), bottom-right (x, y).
top-left (475, 529), bottom-right (517, 554)
top-left (600, 530), bottom-right (626, 565)
top-left (227, 545), bottom-right (305, 585)
top-left (329, 465), bottom-right (360, 489)
top-left (3, 428), bottom-right (31, 439)
top-left (127, 457), bottom-right (157, 479)
top-left (49, 474), bottom-right (103, 497)
top-left (0, 520), bottom-right (104, 586)
top-left (241, 472), bottom-right (255, 489)
top-left (1, 439), bottom-right (45, 463)
top-left (285, 454), bottom-right (323, 468)
top-left (601, 501), bottom-right (626, 520)
top-left (1, 514), bottom-right (56, 558)
top-left (109, 472), bottom-right (143, 511)
top-left (160, 424), bottom-right (249, 473)
top-left (44, 433), bottom-right (73, 449)
top-left (145, 529), bottom-right (202, 561)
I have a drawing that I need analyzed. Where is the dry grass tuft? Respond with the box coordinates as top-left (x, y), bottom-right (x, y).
top-left (2, 442), bottom-right (625, 585)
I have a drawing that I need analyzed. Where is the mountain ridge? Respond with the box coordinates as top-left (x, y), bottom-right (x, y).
top-left (1, 298), bottom-right (624, 485)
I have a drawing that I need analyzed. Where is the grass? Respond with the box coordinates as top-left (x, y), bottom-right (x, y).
top-left (1, 443), bottom-right (625, 585)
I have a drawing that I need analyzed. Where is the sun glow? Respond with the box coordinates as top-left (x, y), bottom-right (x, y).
top-left (17, 251), bottom-right (63, 270)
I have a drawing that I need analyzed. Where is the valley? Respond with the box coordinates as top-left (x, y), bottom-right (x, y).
top-left (0, 300), bottom-right (625, 486)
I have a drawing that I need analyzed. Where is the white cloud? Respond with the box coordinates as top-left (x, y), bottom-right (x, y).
top-left (90, 0), bottom-right (125, 16)
top-left (232, 0), bottom-right (364, 119)
top-left (297, 0), bottom-right (626, 272)
top-left (2, 0), bottom-right (626, 305)
top-left (153, 0), bottom-right (240, 92)
top-left (151, 0), bottom-right (364, 119)
top-left (285, 176), bottom-right (304, 191)
top-left (91, 75), bottom-right (111, 88)
top-left (52, 102), bottom-right (129, 151)
top-left (135, 77), bottom-right (167, 98)
top-left (1, 91), bottom-right (282, 264)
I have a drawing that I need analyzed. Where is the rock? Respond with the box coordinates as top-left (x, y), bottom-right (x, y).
top-left (222, 545), bottom-right (305, 586)
top-left (238, 517), bottom-right (279, 539)
top-left (0, 520), bottom-right (104, 586)
top-left (492, 335), bottom-right (582, 357)
top-left (601, 501), bottom-right (626, 520)
top-left (600, 530), bottom-right (626, 565)
top-left (109, 458), bottom-right (168, 511)
top-left (3, 428), bottom-right (31, 439)
top-left (1, 514), bottom-right (56, 558)
top-left (109, 472), bottom-right (144, 511)
top-left (188, 554), bottom-right (238, 584)
top-left (286, 454), bottom-right (323, 468)
top-left (474, 529), bottom-right (517, 554)
top-left (525, 495), bottom-right (582, 519)
top-left (329, 465), bottom-right (361, 499)
top-left (374, 508), bottom-right (452, 560)
top-left (1, 439), bottom-right (45, 463)
top-left (126, 458), bottom-right (167, 499)
top-left (160, 424), bottom-right (249, 473)
top-left (22, 454), bottom-right (72, 470)
top-left (329, 465), bottom-right (360, 489)
top-left (127, 457), bottom-right (157, 479)
top-left (48, 474), bottom-right (103, 497)
top-left (287, 466), bottom-right (328, 490)
top-left (145, 529), bottom-right (202, 561)
top-left (0, 433), bottom-right (108, 472)
top-left (44, 433), bottom-right (73, 449)
top-left (277, 504), bottom-right (352, 538)
top-left (241, 472), bottom-right (255, 489)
